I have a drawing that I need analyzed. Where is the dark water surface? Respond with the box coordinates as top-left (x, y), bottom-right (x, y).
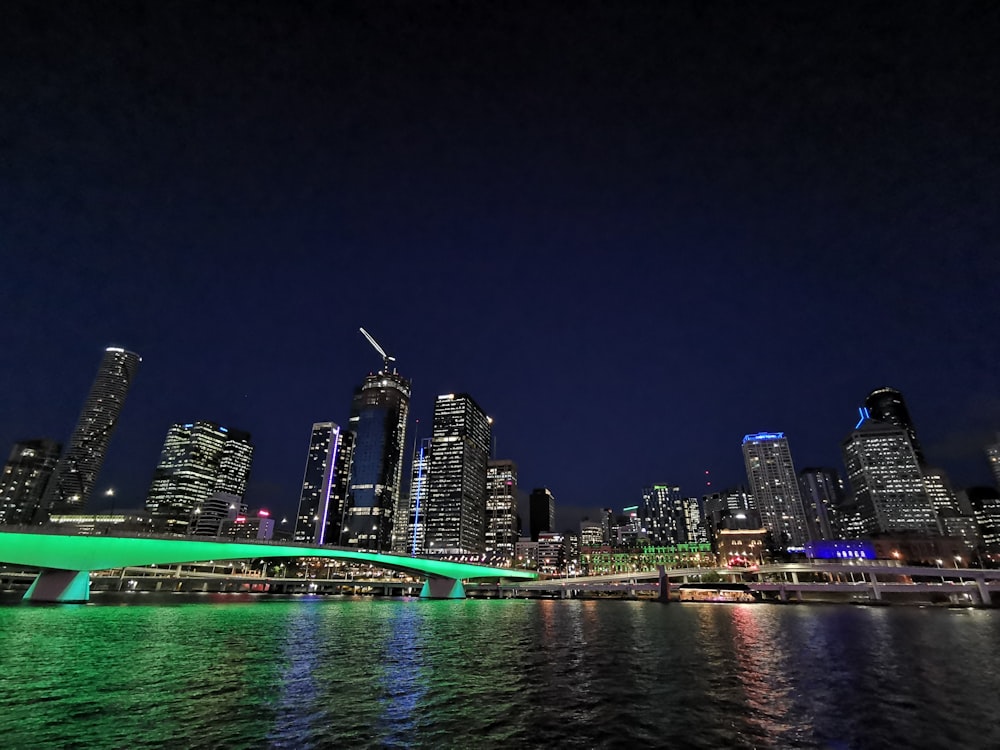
top-left (1, 596), bottom-right (997, 749)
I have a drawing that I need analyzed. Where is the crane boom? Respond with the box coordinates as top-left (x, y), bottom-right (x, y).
top-left (359, 327), bottom-right (396, 372)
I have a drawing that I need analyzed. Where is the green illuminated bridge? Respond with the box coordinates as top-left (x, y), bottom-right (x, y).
top-left (0, 531), bottom-right (538, 603)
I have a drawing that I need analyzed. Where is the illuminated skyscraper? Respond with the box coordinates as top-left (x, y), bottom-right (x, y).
top-left (841, 419), bottom-right (938, 536)
top-left (486, 459), bottom-right (518, 563)
top-left (529, 487), bottom-right (555, 542)
top-left (396, 436), bottom-right (432, 555)
top-left (293, 422), bottom-right (354, 545)
top-left (0, 439), bottom-right (62, 524)
top-left (639, 485), bottom-right (683, 545)
top-left (342, 371), bottom-right (410, 552)
top-left (864, 386), bottom-right (925, 465)
top-left (742, 432), bottom-right (811, 548)
top-left (145, 421), bottom-right (254, 534)
top-left (423, 393), bottom-right (491, 555)
top-left (42, 346), bottom-right (141, 511)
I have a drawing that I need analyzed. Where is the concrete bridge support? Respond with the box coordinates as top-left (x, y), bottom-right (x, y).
top-left (974, 576), bottom-right (992, 605)
top-left (419, 577), bottom-right (466, 599)
top-left (657, 565), bottom-right (671, 603)
top-left (868, 572), bottom-right (882, 602)
top-left (24, 569), bottom-right (91, 603)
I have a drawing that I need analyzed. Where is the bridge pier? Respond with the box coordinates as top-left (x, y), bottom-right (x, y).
top-left (974, 576), bottom-right (992, 606)
top-left (657, 565), bottom-right (671, 603)
top-left (24, 569), bottom-right (91, 603)
top-left (419, 577), bottom-right (466, 599)
top-left (868, 572), bottom-right (882, 602)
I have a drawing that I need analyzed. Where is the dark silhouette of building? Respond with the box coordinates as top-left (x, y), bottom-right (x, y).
top-left (529, 487), bottom-right (555, 541)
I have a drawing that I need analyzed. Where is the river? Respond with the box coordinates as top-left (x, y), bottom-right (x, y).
top-left (0, 595), bottom-right (997, 748)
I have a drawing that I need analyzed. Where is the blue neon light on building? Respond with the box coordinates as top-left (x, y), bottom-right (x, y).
top-left (742, 432), bottom-right (786, 444)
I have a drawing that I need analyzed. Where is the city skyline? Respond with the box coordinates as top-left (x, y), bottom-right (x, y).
top-left (2, 4), bottom-right (999, 527)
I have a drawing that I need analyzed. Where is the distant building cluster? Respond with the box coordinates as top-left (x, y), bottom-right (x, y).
top-left (4, 345), bottom-right (1000, 576)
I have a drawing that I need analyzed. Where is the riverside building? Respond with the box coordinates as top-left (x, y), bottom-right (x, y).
top-left (41, 346), bottom-right (141, 512)
top-left (0, 439), bottom-right (61, 525)
top-left (486, 459), bottom-right (519, 563)
top-left (423, 393), bottom-right (491, 555)
top-left (342, 369), bottom-right (410, 552)
top-left (841, 418), bottom-right (938, 536)
top-left (293, 422), bottom-right (354, 546)
top-left (145, 421), bottom-right (254, 535)
top-left (742, 432), bottom-right (811, 549)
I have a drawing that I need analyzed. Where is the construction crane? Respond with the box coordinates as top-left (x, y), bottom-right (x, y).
top-left (359, 327), bottom-right (396, 372)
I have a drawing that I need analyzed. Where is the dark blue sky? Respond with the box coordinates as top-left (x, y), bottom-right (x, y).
top-left (2, 2), bottom-right (999, 527)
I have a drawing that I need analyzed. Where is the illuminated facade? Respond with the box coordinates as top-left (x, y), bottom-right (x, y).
top-left (536, 532), bottom-right (566, 573)
top-left (864, 386), bottom-right (925, 465)
top-left (841, 419), bottom-right (938, 536)
top-left (529, 487), bottom-right (555, 541)
top-left (742, 432), bottom-right (811, 548)
top-left (397, 437), bottom-right (431, 555)
top-left (423, 393), bottom-right (491, 555)
top-left (145, 421), bottom-right (254, 535)
top-left (294, 422), bottom-right (354, 545)
top-left (639, 485), bottom-right (683, 545)
top-left (42, 346), bottom-right (141, 511)
top-left (486, 459), bottom-right (518, 563)
top-left (343, 371), bottom-right (410, 552)
top-left (0, 439), bottom-right (61, 525)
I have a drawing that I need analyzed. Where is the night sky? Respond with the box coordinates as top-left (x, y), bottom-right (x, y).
top-left (2, 2), bottom-right (999, 528)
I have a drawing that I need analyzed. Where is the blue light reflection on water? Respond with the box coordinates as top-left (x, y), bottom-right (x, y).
top-left (1, 597), bottom-right (999, 749)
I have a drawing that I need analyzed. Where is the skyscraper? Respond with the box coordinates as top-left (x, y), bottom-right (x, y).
top-left (529, 487), bottom-right (556, 542)
top-left (423, 393), bottom-right (491, 555)
top-left (841, 419), bottom-right (938, 536)
top-left (343, 370), bottom-right (411, 552)
top-left (145, 421), bottom-right (254, 534)
top-left (42, 346), bottom-right (141, 512)
top-left (397, 436), bottom-right (432, 555)
top-left (639, 485), bottom-right (683, 545)
top-left (864, 386), bottom-right (926, 465)
top-left (798, 467), bottom-right (846, 540)
top-left (742, 432), bottom-right (811, 549)
top-left (0, 439), bottom-right (62, 524)
top-left (486, 459), bottom-right (518, 563)
top-left (294, 422), bottom-right (354, 546)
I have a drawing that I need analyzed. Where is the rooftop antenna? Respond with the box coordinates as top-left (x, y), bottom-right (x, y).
top-left (359, 327), bottom-right (396, 373)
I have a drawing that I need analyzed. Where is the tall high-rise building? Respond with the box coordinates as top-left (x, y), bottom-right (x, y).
top-left (864, 386), bottom-right (925, 465)
top-left (423, 393), bottom-right (491, 555)
top-left (798, 467), bottom-right (846, 540)
top-left (397, 437), bottom-right (432, 555)
top-left (639, 485), bottom-right (683, 545)
top-left (486, 460), bottom-right (518, 563)
top-left (742, 432), bottom-right (811, 549)
top-left (342, 370), bottom-right (410, 552)
top-left (841, 419), bottom-right (938, 536)
top-left (529, 487), bottom-right (556, 542)
top-left (42, 346), bottom-right (141, 511)
top-left (986, 438), bottom-right (1000, 491)
top-left (145, 421), bottom-right (254, 534)
top-left (294, 422), bottom-right (354, 546)
top-left (0, 439), bottom-right (62, 525)
top-left (681, 496), bottom-right (708, 543)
